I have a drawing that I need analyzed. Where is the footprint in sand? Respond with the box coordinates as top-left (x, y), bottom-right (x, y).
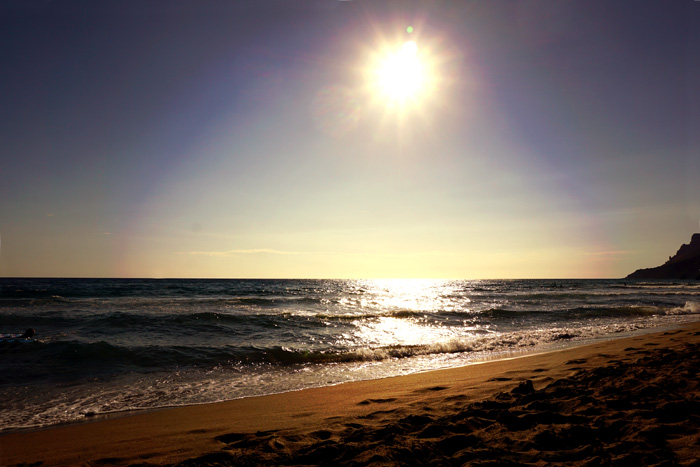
top-left (357, 397), bottom-right (398, 405)
top-left (215, 432), bottom-right (246, 444)
top-left (420, 385), bottom-right (450, 393)
top-left (410, 385), bottom-right (450, 394)
top-left (444, 394), bottom-right (469, 402)
top-left (359, 408), bottom-right (399, 419)
top-left (310, 430), bottom-right (333, 440)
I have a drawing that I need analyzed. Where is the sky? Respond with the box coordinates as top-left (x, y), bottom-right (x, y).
top-left (1, 0), bottom-right (699, 279)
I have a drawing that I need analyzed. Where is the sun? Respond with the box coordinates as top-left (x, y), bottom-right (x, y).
top-left (377, 41), bottom-right (424, 101)
top-left (359, 28), bottom-right (460, 140)
top-left (368, 40), bottom-right (433, 106)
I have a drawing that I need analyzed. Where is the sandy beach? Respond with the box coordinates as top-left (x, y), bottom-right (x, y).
top-left (2, 322), bottom-right (700, 466)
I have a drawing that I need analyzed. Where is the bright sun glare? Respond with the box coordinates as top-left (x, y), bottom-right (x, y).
top-left (370, 40), bottom-right (432, 105)
top-left (378, 41), bottom-right (423, 100)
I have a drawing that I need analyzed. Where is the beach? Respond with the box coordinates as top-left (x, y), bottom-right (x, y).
top-left (3, 0), bottom-right (699, 464)
top-left (2, 321), bottom-right (699, 466)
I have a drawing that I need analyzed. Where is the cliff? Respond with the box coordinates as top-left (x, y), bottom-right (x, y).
top-left (626, 233), bottom-right (700, 280)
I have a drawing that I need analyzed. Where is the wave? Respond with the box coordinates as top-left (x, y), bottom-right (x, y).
top-left (3, 300), bottom-right (692, 344)
top-left (1, 308), bottom-right (469, 336)
top-left (624, 282), bottom-right (700, 290)
top-left (667, 301), bottom-right (700, 315)
top-left (567, 305), bottom-right (663, 317)
top-left (243, 320), bottom-right (661, 366)
top-left (7, 311), bottom-right (678, 387)
top-left (476, 303), bottom-right (694, 320)
top-left (0, 339), bottom-right (252, 386)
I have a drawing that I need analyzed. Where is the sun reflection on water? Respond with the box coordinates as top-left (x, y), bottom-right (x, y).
top-left (346, 279), bottom-right (470, 348)
top-left (352, 278), bottom-right (469, 313)
top-left (355, 316), bottom-right (456, 347)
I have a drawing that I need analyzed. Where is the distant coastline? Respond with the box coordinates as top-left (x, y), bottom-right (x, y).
top-left (627, 233), bottom-right (700, 280)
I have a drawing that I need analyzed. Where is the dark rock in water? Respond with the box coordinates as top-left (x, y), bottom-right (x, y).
top-left (626, 233), bottom-right (700, 280)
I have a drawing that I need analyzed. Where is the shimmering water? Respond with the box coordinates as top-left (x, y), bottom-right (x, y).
top-left (1, 278), bottom-right (698, 431)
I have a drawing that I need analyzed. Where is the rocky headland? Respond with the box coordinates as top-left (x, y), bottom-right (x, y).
top-left (627, 233), bottom-right (700, 280)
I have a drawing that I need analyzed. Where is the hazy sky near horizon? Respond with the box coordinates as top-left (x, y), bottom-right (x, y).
top-left (1, 0), bottom-right (699, 279)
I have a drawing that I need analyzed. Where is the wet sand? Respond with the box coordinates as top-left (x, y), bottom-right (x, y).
top-left (2, 322), bottom-right (700, 466)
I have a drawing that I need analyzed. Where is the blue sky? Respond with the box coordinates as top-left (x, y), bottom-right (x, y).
top-left (1, 0), bottom-right (699, 278)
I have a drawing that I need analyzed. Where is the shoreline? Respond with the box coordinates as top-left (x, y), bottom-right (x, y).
top-left (3, 321), bottom-right (700, 466)
top-left (2, 319), bottom-right (684, 436)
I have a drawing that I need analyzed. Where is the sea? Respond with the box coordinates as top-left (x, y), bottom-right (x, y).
top-left (1, 278), bottom-right (699, 432)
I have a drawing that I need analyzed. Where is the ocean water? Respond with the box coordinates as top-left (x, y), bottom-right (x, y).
top-left (1, 278), bottom-right (699, 432)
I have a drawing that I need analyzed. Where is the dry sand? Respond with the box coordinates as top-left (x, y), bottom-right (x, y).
top-left (2, 322), bottom-right (700, 466)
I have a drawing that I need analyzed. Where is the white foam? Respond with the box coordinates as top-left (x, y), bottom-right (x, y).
top-left (667, 301), bottom-right (700, 315)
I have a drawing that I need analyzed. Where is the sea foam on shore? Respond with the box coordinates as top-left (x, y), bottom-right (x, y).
top-left (2, 322), bottom-right (699, 466)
